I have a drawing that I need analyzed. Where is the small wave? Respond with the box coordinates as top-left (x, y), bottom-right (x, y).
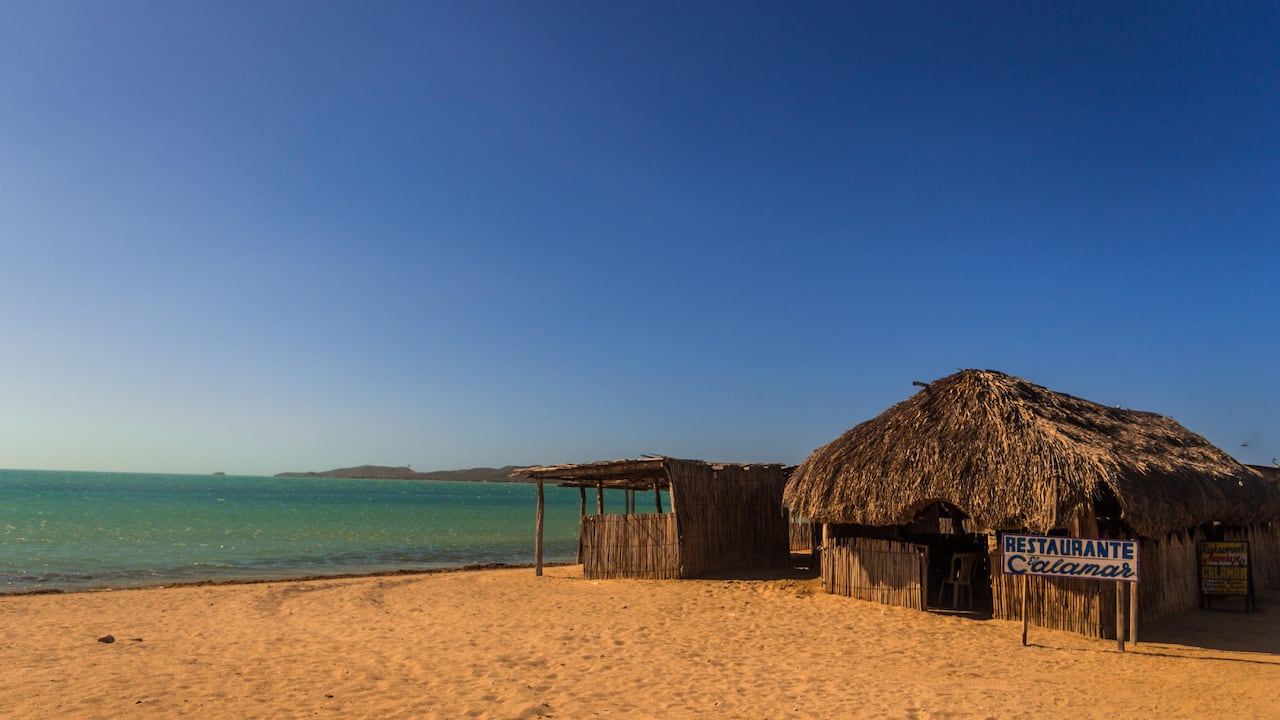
top-left (0, 548), bottom-right (579, 594)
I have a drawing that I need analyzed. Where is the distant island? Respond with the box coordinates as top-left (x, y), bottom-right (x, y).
top-left (274, 465), bottom-right (524, 483)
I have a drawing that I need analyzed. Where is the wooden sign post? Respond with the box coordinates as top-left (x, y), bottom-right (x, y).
top-left (1021, 574), bottom-right (1030, 646)
top-left (1115, 581), bottom-right (1126, 652)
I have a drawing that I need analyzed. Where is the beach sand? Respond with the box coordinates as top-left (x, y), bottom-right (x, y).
top-left (1, 565), bottom-right (1277, 719)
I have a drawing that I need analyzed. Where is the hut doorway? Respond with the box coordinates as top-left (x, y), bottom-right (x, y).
top-left (904, 502), bottom-right (992, 616)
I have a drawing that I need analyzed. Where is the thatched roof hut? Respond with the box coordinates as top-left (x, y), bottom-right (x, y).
top-left (784, 369), bottom-right (1280, 538)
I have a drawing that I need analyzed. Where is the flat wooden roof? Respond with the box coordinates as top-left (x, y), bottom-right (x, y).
top-left (511, 457), bottom-right (787, 491)
top-left (511, 458), bottom-right (671, 490)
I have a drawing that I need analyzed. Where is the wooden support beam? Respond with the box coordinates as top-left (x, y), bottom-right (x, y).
top-left (810, 521), bottom-right (821, 570)
top-left (535, 479), bottom-right (545, 577)
top-left (820, 523), bottom-right (830, 576)
top-left (1130, 580), bottom-right (1139, 646)
top-left (596, 482), bottom-right (604, 515)
top-left (654, 484), bottom-right (663, 513)
top-left (577, 486), bottom-right (586, 564)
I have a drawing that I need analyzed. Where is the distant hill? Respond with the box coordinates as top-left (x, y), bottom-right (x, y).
top-left (274, 465), bottom-right (525, 483)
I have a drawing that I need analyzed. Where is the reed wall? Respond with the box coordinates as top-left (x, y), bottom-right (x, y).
top-left (579, 513), bottom-right (680, 580)
top-left (822, 537), bottom-right (928, 610)
top-left (1135, 530), bottom-right (1199, 622)
top-left (1224, 523), bottom-right (1280, 589)
top-left (669, 460), bottom-right (790, 577)
top-left (789, 518), bottom-right (814, 552)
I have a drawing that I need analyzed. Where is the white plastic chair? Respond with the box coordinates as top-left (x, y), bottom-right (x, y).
top-left (940, 552), bottom-right (975, 609)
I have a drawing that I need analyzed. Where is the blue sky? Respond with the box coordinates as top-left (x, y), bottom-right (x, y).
top-left (1, 2), bottom-right (1276, 474)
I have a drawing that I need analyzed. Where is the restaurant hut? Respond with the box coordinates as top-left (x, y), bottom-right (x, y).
top-left (514, 457), bottom-right (790, 580)
top-left (783, 369), bottom-right (1280, 638)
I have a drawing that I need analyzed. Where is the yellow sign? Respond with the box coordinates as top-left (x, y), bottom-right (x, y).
top-left (1200, 541), bottom-right (1249, 596)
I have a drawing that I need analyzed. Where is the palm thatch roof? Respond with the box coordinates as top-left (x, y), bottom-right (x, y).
top-left (784, 369), bottom-right (1280, 537)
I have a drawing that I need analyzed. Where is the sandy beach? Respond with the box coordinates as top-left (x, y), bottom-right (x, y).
top-left (2, 565), bottom-right (1277, 719)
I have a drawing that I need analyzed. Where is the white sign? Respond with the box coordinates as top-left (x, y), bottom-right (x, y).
top-left (1001, 534), bottom-right (1139, 583)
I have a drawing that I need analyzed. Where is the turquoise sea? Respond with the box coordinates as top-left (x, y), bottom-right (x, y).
top-left (0, 469), bottom-right (607, 593)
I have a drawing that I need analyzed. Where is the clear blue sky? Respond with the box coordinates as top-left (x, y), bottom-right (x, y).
top-left (1, 2), bottom-right (1276, 475)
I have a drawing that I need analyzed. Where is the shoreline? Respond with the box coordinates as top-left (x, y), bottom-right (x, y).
top-left (0, 561), bottom-right (573, 597)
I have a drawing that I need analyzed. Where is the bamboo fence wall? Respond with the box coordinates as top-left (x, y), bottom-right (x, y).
top-left (1225, 523), bottom-right (1280, 589)
top-left (580, 513), bottom-right (680, 580)
top-left (1136, 530), bottom-right (1199, 622)
top-left (822, 537), bottom-right (929, 610)
top-left (669, 460), bottom-right (790, 577)
top-left (789, 518), bottom-right (814, 552)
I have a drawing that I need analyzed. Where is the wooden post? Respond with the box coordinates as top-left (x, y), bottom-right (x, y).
top-left (820, 523), bottom-right (831, 575)
top-left (535, 480), bottom-right (545, 577)
top-left (919, 548), bottom-right (929, 610)
top-left (654, 484), bottom-right (663, 513)
top-left (596, 482), bottom-right (604, 515)
top-left (1115, 582), bottom-right (1126, 652)
top-left (1021, 574), bottom-right (1030, 646)
top-left (810, 522), bottom-right (821, 570)
top-left (1130, 580), bottom-right (1139, 646)
top-left (577, 486), bottom-right (586, 564)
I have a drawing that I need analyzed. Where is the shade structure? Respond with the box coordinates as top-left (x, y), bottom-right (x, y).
top-left (515, 457), bottom-right (790, 579)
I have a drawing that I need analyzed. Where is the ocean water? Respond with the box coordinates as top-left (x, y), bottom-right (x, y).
top-left (0, 469), bottom-right (615, 593)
